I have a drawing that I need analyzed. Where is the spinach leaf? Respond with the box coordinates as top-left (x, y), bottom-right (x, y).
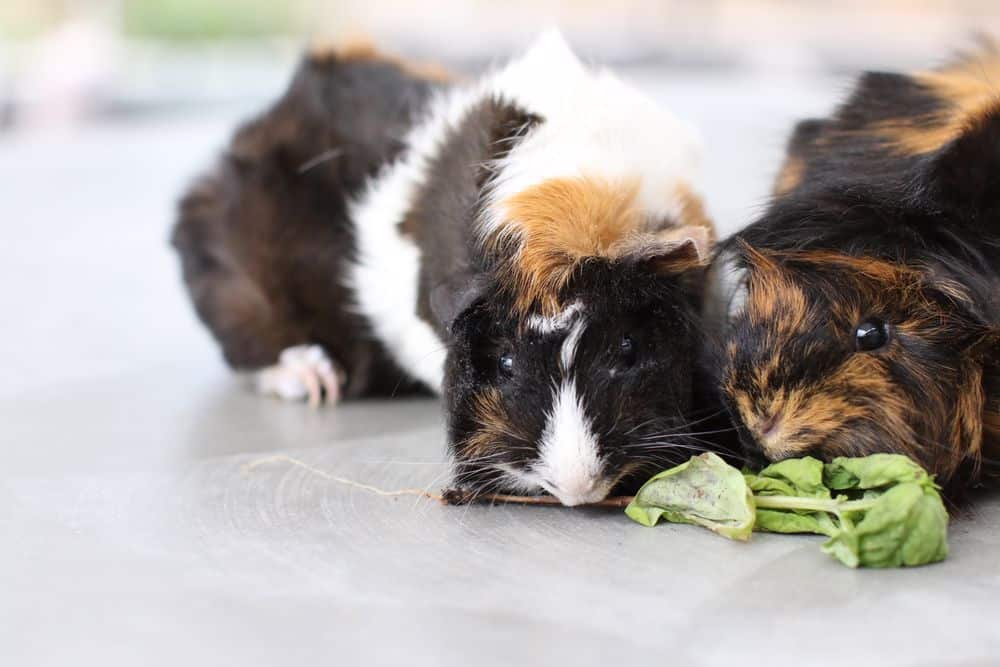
top-left (753, 456), bottom-right (829, 498)
top-left (821, 482), bottom-right (949, 568)
top-left (824, 453), bottom-right (930, 490)
top-left (626, 453), bottom-right (949, 568)
top-left (625, 452), bottom-right (755, 541)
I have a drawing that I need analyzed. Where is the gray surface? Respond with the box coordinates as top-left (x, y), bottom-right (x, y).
top-left (3, 70), bottom-right (999, 667)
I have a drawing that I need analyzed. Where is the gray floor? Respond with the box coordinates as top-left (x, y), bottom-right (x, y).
top-left (3, 70), bottom-right (999, 667)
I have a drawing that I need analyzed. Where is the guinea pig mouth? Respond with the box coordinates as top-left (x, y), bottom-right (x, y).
top-left (539, 478), bottom-right (616, 507)
top-left (738, 411), bottom-right (816, 462)
top-left (728, 410), bottom-right (777, 465)
top-left (489, 462), bottom-right (613, 506)
top-left (537, 463), bottom-right (647, 506)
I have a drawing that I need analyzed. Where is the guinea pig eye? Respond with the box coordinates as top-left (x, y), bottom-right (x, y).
top-left (618, 334), bottom-right (637, 366)
top-left (498, 352), bottom-right (515, 376)
top-left (855, 319), bottom-right (890, 352)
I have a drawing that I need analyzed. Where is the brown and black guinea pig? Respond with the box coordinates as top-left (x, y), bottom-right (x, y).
top-left (705, 44), bottom-right (1000, 497)
top-left (172, 31), bottom-right (721, 506)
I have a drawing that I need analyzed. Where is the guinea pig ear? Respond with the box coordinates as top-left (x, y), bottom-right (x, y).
top-left (657, 224), bottom-right (714, 264)
top-left (919, 106), bottom-right (1000, 213)
top-left (621, 225), bottom-right (713, 275)
top-left (429, 273), bottom-right (489, 334)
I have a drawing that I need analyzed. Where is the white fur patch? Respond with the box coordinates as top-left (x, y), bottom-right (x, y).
top-left (492, 463), bottom-right (547, 495)
top-left (478, 30), bottom-right (706, 245)
top-left (346, 77), bottom-right (481, 393)
top-left (347, 174), bottom-right (446, 391)
top-left (534, 381), bottom-right (609, 506)
top-left (559, 317), bottom-right (587, 373)
top-left (526, 300), bottom-right (584, 334)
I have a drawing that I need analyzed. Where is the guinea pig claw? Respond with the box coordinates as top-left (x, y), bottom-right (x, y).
top-left (299, 359), bottom-right (344, 408)
top-left (299, 367), bottom-right (323, 408)
top-left (255, 344), bottom-right (344, 407)
top-left (317, 363), bottom-right (342, 406)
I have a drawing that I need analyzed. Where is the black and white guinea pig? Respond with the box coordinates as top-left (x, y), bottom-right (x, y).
top-left (173, 31), bottom-right (717, 506)
top-left (705, 44), bottom-right (1000, 496)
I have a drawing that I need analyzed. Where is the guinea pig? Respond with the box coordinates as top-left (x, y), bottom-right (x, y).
top-left (173, 31), bottom-right (717, 506)
top-left (705, 44), bottom-right (1000, 496)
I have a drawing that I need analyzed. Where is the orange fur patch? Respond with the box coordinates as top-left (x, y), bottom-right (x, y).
top-left (499, 177), bottom-right (643, 315)
top-left (457, 388), bottom-right (524, 460)
top-left (758, 248), bottom-right (976, 318)
top-left (738, 356), bottom-right (917, 461)
top-left (498, 177), bottom-right (712, 315)
top-left (309, 38), bottom-right (454, 83)
top-left (874, 49), bottom-right (1000, 154)
top-left (672, 181), bottom-right (716, 240)
top-left (952, 360), bottom-right (985, 479)
top-left (773, 155), bottom-right (805, 196)
top-left (984, 392), bottom-right (1000, 471)
top-left (741, 246), bottom-right (810, 334)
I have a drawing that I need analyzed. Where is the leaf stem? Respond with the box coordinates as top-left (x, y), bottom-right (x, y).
top-left (753, 494), bottom-right (876, 516)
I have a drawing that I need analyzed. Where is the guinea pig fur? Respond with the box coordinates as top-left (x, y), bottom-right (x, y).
top-left (705, 43), bottom-right (1000, 497)
top-left (172, 31), bottom-right (717, 506)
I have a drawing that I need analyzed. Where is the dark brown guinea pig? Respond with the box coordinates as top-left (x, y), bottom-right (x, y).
top-left (706, 44), bottom-right (1000, 496)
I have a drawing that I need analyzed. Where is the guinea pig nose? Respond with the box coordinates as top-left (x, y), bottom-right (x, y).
top-left (548, 477), bottom-right (610, 506)
top-left (757, 413), bottom-right (782, 438)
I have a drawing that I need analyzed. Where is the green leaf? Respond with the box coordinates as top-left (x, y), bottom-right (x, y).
top-left (821, 482), bottom-right (949, 568)
top-left (625, 452), bottom-right (755, 541)
top-left (753, 456), bottom-right (830, 498)
top-left (823, 454), bottom-right (930, 491)
top-left (748, 457), bottom-right (835, 536)
top-left (625, 452), bottom-right (949, 569)
top-left (744, 474), bottom-right (797, 497)
top-left (755, 508), bottom-right (839, 537)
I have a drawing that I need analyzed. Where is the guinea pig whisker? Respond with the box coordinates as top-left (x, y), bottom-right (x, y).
top-left (625, 442), bottom-right (714, 455)
top-left (679, 426), bottom-right (739, 439)
top-left (357, 459), bottom-right (455, 465)
top-left (631, 434), bottom-right (741, 456)
top-left (635, 425), bottom-right (737, 442)
top-left (633, 442), bottom-right (711, 451)
top-left (623, 417), bottom-right (670, 437)
top-left (676, 408), bottom-right (728, 427)
top-left (631, 411), bottom-right (730, 439)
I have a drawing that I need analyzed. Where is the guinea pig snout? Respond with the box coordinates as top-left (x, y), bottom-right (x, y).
top-left (535, 381), bottom-right (613, 506)
top-left (742, 401), bottom-right (790, 455)
top-left (755, 412), bottom-right (783, 440)
top-left (542, 477), bottom-right (612, 507)
top-left (540, 474), bottom-right (614, 507)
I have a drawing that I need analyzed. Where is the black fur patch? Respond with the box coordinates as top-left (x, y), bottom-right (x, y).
top-left (445, 252), bottom-right (723, 497)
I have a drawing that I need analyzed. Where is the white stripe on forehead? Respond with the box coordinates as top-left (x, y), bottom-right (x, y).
top-left (559, 317), bottom-right (586, 373)
top-left (525, 300), bottom-right (584, 334)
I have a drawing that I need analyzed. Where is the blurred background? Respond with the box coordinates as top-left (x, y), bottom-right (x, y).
top-left (4, 0), bottom-right (1000, 133)
top-left (2, 1), bottom-right (1000, 396)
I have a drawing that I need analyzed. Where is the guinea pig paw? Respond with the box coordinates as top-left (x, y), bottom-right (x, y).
top-left (254, 345), bottom-right (344, 408)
